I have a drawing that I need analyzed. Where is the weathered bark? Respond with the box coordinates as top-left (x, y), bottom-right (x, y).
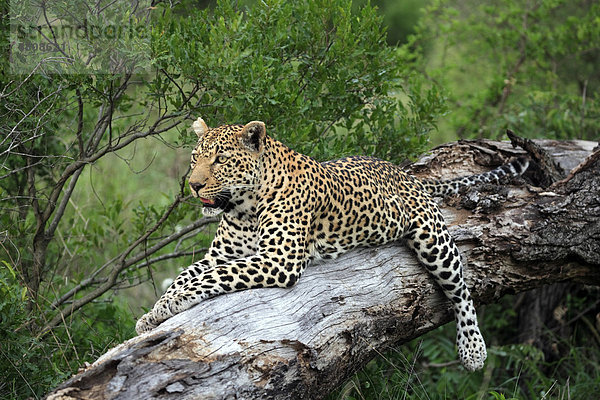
top-left (505, 132), bottom-right (575, 360)
top-left (46, 139), bottom-right (600, 400)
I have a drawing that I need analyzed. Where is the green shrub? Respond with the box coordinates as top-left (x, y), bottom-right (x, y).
top-left (0, 261), bottom-right (62, 399)
top-left (150, 0), bottom-right (445, 162)
top-left (0, 261), bottom-right (136, 399)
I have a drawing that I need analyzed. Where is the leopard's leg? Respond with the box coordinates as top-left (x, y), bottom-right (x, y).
top-left (136, 212), bottom-right (310, 334)
top-left (136, 213), bottom-right (259, 334)
top-left (404, 207), bottom-right (487, 371)
top-left (136, 254), bottom-right (309, 334)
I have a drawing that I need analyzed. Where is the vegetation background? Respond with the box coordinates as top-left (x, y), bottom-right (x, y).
top-left (1, 0), bottom-right (598, 398)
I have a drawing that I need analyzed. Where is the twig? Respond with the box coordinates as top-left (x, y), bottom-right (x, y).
top-left (44, 204), bottom-right (218, 330)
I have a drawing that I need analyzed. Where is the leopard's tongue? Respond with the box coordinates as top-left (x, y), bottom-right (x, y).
top-left (200, 197), bottom-right (215, 205)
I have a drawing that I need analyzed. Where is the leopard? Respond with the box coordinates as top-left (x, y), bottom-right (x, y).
top-left (136, 117), bottom-right (529, 371)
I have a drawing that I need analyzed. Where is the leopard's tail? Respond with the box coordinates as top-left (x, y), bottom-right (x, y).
top-left (421, 157), bottom-right (529, 197)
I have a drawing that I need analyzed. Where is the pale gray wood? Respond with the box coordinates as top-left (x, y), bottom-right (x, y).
top-left (46, 139), bottom-right (600, 400)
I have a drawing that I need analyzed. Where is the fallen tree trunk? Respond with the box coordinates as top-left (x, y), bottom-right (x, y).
top-left (46, 138), bottom-right (600, 400)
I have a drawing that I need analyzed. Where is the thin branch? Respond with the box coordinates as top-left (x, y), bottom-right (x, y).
top-left (76, 88), bottom-right (85, 155)
top-left (85, 98), bottom-right (113, 156)
top-left (160, 68), bottom-right (186, 102)
top-left (2, 85), bottom-right (64, 158)
top-left (40, 1), bottom-right (74, 62)
top-left (134, 249), bottom-right (208, 272)
top-left (0, 55), bottom-right (56, 100)
top-left (26, 151), bottom-right (41, 222)
top-left (46, 165), bottom-right (85, 239)
top-left (45, 202), bottom-right (218, 328)
top-left (41, 75), bottom-right (133, 227)
top-left (49, 215), bottom-right (213, 310)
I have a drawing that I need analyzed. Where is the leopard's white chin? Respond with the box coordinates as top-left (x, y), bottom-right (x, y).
top-left (202, 206), bottom-right (223, 217)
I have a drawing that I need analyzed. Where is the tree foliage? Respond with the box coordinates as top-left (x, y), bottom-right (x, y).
top-left (150, 0), bottom-right (444, 161)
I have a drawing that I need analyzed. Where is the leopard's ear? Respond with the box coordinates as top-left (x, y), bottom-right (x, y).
top-left (192, 117), bottom-right (209, 139)
top-left (239, 121), bottom-right (266, 153)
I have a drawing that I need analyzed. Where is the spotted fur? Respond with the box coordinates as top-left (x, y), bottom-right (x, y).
top-left (136, 118), bottom-right (529, 371)
top-left (421, 157), bottom-right (529, 197)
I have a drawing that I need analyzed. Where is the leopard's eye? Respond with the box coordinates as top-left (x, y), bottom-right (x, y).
top-left (214, 155), bottom-right (229, 164)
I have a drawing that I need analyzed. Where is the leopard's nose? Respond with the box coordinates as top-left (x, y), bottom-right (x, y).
top-left (189, 182), bottom-right (206, 193)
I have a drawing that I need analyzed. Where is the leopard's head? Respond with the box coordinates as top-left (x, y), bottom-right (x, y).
top-left (188, 118), bottom-right (266, 216)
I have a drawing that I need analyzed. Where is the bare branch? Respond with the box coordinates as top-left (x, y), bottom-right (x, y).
top-left (133, 249), bottom-right (208, 273)
top-left (76, 89), bottom-right (85, 155)
top-left (44, 198), bottom-right (218, 330)
top-left (1, 85), bottom-right (64, 158)
top-left (46, 166), bottom-right (85, 239)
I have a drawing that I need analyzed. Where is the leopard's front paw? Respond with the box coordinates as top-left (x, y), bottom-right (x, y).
top-left (135, 312), bottom-right (159, 335)
top-left (135, 293), bottom-right (196, 335)
top-left (135, 302), bottom-right (174, 335)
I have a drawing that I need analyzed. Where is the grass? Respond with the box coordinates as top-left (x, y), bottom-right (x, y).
top-left (329, 335), bottom-right (600, 399)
